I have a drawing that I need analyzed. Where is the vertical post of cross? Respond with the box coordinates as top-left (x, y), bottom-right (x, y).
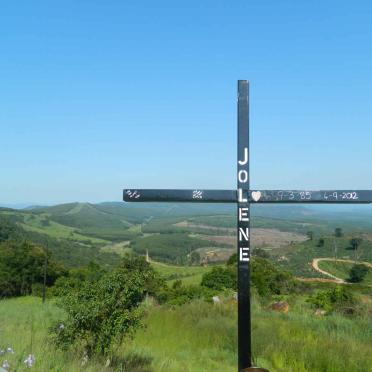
top-left (237, 80), bottom-right (251, 370)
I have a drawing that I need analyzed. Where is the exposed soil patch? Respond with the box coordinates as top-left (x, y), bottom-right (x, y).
top-left (194, 228), bottom-right (307, 249)
top-left (195, 247), bottom-right (234, 263)
top-left (174, 221), bottom-right (235, 234)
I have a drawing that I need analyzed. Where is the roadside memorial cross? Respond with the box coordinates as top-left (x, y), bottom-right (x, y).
top-left (123, 80), bottom-right (372, 372)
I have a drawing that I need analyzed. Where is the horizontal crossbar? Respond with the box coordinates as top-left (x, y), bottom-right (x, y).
top-left (124, 189), bottom-right (236, 203)
top-left (123, 189), bottom-right (372, 204)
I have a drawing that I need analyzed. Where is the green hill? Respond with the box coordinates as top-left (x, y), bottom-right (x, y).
top-left (0, 211), bottom-right (121, 268)
top-left (29, 202), bottom-right (136, 241)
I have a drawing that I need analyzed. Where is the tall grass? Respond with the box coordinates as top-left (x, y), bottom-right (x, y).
top-left (0, 296), bottom-right (371, 371)
top-left (0, 297), bottom-right (98, 371)
top-left (125, 299), bottom-right (372, 372)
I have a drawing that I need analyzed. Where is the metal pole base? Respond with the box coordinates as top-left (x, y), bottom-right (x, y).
top-left (241, 368), bottom-right (270, 372)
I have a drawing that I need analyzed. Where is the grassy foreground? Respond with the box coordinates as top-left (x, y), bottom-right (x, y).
top-left (0, 296), bottom-right (371, 371)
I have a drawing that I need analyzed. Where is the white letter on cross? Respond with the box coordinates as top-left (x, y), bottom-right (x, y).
top-left (239, 247), bottom-right (250, 262)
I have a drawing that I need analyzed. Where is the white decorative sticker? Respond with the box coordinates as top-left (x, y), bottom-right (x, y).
top-left (126, 190), bottom-right (141, 199)
top-left (192, 190), bottom-right (203, 199)
top-left (251, 191), bottom-right (262, 202)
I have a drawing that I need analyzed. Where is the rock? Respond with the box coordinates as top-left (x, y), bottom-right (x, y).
top-left (1, 360), bottom-right (10, 371)
top-left (278, 255), bottom-right (289, 262)
top-left (270, 301), bottom-right (289, 313)
top-left (342, 307), bottom-right (355, 315)
top-left (24, 354), bottom-right (35, 368)
top-left (314, 309), bottom-right (326, 316)
top-left (212, 296), bottom-right (221, 304)
top-left (81, 352), bottom-right (89, 367)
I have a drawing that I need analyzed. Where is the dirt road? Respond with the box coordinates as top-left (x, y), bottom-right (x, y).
top-left (309, 258), bottom-right (372, 284)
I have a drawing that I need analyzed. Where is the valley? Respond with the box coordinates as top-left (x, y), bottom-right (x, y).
top-left (0, 202), bottom-right (371, 371)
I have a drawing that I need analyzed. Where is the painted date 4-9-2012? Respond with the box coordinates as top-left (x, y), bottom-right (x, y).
top-left (323, 191), bottom-right (359, 200)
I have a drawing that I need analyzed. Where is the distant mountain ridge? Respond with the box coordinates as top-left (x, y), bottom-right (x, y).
top-left (3, 201), bottom-right (372, 222)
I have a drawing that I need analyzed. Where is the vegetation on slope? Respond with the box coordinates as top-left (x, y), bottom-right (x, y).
top-left (1, 203), bottom-right (372, 371)
top-left (318, 260), bottom-right (372, 285)
top-left (130, 233), bottom-right (224, 265)
top-left (1, 294), bottom-right (371, 372)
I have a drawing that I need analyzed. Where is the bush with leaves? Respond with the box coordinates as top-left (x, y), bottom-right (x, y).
top-left (253, 247), bottom-right (270, 259)
top-left (349, 238), bottom-right (362, 250)
top-left (0, 215), bottom-right (19, 242)
top-left (251, 257), bottom-right (297, 297)
top-left (222, 254), bottom-right (297, 297)
top-left (157, 280), bottom-right (215, 305)
top-left (52, 256), bottom-right (162, 356)
top-left (334, 228), bottom-right (343, 237)
top-left (201, 266), bottom-right (237, 291)
top-left (307, 286), bottom-right (357, 313)
top-left (348, 264), bottom-right (369, 283)
top-left (0, 240), bottom-right (66, 297)
top-left (317, 238), bottom-right (325, 247)
top-left (50, 261), bottom-right (106, 297)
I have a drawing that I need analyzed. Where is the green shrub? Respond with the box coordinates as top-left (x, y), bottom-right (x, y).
top-left (201, 266), bottom-right (237, 291)
top-left (50, 262), bottom-right (106, 297)
top-left (157, 280), bottom-right (214, 305)
top-left (307, 286), bottom-right (357, 313)
top-left (0, 240), bottom-right (66, 297)
top-left (210, 255), bottom-right (297, 297)
top-left (251, 258), bottom-right (296, 297)
top-left (334, 227), bottom-right (343, 237)
top-left (317, 238), bottom-right (325, 247)
top-left (52, 256), bottom-right (161, 356)
top-left (348, 264), bottom-right (369, 283)
top-left (31, 282), bottom-right (44, 297)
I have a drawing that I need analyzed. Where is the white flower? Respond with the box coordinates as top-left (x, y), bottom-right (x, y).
top-left (24, 354), bottom-right (35, 368)
top-left (59, 323), bottom-right (65, 330)
top-left (2, 360), bottom-right (10, 370)
top-left (81, 352), bottom-right (89, 367)
top-left (0, 349), bottom-right (4, 355)
top-left (6, 347), bottom-right (13, 354)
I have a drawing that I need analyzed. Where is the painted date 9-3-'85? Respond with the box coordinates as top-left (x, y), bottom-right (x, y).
top-left (276, 191), bottom-right (312, 200)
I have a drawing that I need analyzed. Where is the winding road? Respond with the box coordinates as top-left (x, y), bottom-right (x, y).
top-left (306, 258), bottom-right (372, 284)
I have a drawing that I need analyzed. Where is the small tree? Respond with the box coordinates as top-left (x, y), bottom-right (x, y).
top-left (348, 264), bottom-right (369, 283)
top-left (227, 253), bottom-right (237, 266)
top-left (317, 238), bottom-right (325, 247)
top-left (0, 241), bottom-right (65, 297)
top-left (201, 266), bottom-right (236, 291)
top-left (334, 228), bottom-right (343, 238)
top-left (307, 286), bottom-right (356, 313)
top-left (306, 231), bottom-right (314, 241)
top-left (333, 239), bottom-right (338, 262)
top-left (350, 238), bottom-right (362, 250)
top-left (349, 238), bottom-right (363, 262)
top-left (253, 248), bottom-right (270, 259)
top-left (224, 255), bottom-right (296, 297)
top-left (52, 256), bottom-right (160, 356)
top-left (189, 251), bottom-right (201, 266)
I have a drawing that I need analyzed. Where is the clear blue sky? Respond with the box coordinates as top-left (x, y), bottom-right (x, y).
top-left (1, 1), bottom-right (372, 205)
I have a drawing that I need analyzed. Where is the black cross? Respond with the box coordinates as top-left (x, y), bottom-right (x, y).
top-left (123, 80), bottom-right (372, 372)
